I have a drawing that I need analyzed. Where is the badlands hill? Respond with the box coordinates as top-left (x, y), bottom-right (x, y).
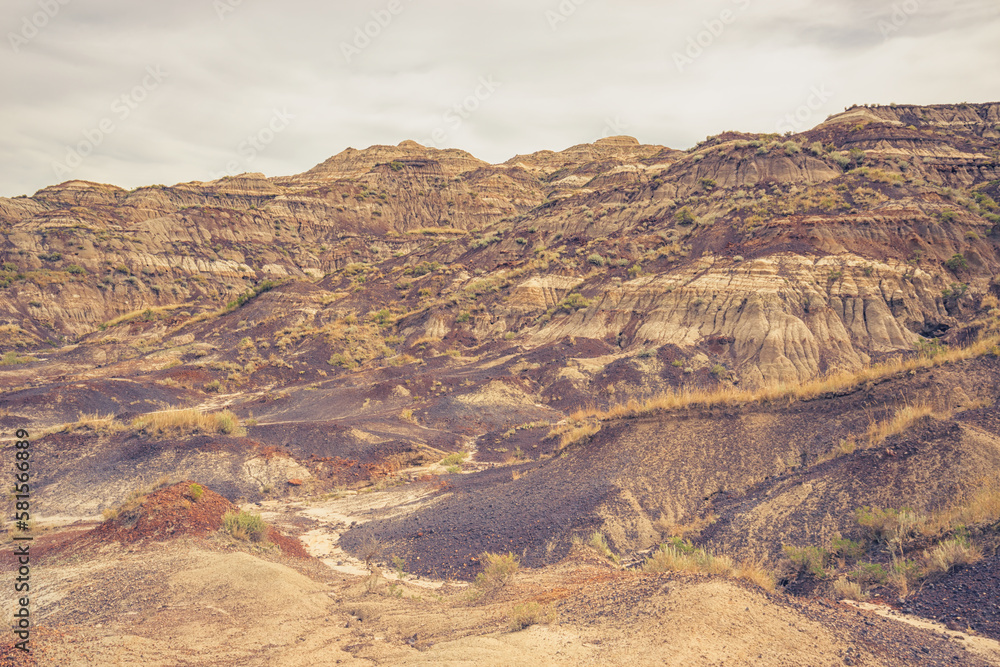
top-left (2, 102), bottom-right (1000, 665)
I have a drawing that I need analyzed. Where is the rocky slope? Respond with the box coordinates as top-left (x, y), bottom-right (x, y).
top-left (2, 103), bottom-right (1000, 659)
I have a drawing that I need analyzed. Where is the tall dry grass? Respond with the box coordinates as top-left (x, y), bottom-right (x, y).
top-left (132, 408), bottom-right (246, 437)
top-left (865, 403), bottom-right (937, 447)
top-left (581, 333), bottom-right (1000, 423)
top-left (643, 540), bottom-right (775, 592)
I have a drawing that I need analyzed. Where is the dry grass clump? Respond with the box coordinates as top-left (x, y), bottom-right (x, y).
top-left (643, 539), bottom-right (775, 592)
top-left (582, 332), bottom-right (1000, 422)
top-left (508, 602), bottom-right (557, 632)
top-left (101, 304), bottom-right (184, 329)
top-left (474, 552), bottom-right (520, 590)
top-left (58, 412), bottom-right (125, 435)
top-left (921, 479), bottom-right (1000, 536)
top-left (866, 403), bottom-right (937, 447)
top-left (221, 510), bottom-right (269, 542)
top-left (547, 419), bottom-right (600, 451)
top-left (832, 577), bottom-right (869, 601)
top-left (924, 537), bottom-right (982, 576)
top-left (132, 408), bottom-right (246, 437)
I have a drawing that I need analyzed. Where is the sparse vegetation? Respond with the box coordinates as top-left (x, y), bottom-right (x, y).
top-left (474, 551), bottom-right (519, 590)
top-left (132, 409), bottom-right (246, 438)
top-left (1, 351), bottom-right (37, 365)
top-left (644, 538), bottom-right (775, 592)
top-left (222, 510), bottom-right (268, 542)
top-left (575, 331), bottom-right (1000, 423)
top-left (508, 602), bottom-right (556, 631)
top-left (587, 531), bottom-right (620, 564)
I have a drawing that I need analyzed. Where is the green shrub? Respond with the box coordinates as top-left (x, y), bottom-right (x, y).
top-left (404, 261), bottom-right (440, 277)
top-left (389, 161), bottom-right (403, 171)
top-left (830, 536), bottom-right (867, 561)
top-left (674, 207), bottom-right (696, 225)
top-left (222, 510), bottom-right (268, 542)
top-left (783, 545), bottom-right (830, 578)
top-left (946, 253), bottom-right (968, 271)
top-left (587, 253), bottom-right (605, 266)
top-left (66, 264), bottom-right (85, 275)
top-left (189, 483), bottom-right (204, 502)
top-left (848, 562), bottom-right (889, 586)
top-left (1, 351), bottom-right (36, 366)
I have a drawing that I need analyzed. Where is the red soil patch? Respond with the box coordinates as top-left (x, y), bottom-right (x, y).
top-left (89, 481), bottom-right (235, 544)
top-left (81, 482), bottom-right (311, 558)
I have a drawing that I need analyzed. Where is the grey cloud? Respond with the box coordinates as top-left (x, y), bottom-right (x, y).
top-left (1, 0), bottom-right (997, 195)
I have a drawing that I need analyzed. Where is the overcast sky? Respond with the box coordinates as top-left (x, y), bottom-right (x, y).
top-left (1, 0), bottom-right (998, 196)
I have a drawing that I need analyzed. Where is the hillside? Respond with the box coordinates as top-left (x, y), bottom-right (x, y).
top-left (2, 102), bottom-right (1000, 665)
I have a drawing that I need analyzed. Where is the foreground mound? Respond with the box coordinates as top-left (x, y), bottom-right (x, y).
top-left (85, 481), bottom-right (310, 557)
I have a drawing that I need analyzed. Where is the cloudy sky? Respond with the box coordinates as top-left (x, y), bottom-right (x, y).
top-left (1, 0), bottom-right (998, 196)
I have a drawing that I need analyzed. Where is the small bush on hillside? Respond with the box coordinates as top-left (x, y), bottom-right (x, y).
top-left (946, 253), bottom-right (968, 271)
top-left (189, 483), bottom-right (204, 502)
top-left (508, 602), bottom-right (556, 631)
top-left (783, 545), bottom-right (830, 578)
top-left (222, 510), bottom-right (268, 542)
top-left (475, 552), bottom-right (519, 590)
top-left (674, 207), bottom-right (695, 225)
top-left (832, 577), bottom-right (868, 601)
top-left (924, 536), bottom-right (982, 576)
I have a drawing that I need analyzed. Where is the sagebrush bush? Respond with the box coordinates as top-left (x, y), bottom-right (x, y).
top-left (508, 602), bottom-right (556, 631)
top-left (475, 552), bottom-right (519, 590)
